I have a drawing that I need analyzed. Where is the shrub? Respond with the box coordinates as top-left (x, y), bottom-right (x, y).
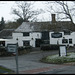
top-left (0, 46), bottom-right (6, 51)
top-left (17, 46), bottom-right (32, 55)
top-left (0, 46), bottom-right (32, 56)
top-left (40, 44), bottom-right (59, 51)
top-left (25, 46), bottom-right (32, 49)
top-left (0, 46), bottom-right (7, 56)
top-left (18, 46), bottom-right (32, 50)
top-left (40, 53), bottom-right (75, 64)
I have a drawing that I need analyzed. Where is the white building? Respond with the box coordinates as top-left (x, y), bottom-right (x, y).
top-left (5, 25), bottom-right (75, 47)
top-left (50, 31), bottom-right (75, 46)
top-left (1, 14), bottom-right (75, 47)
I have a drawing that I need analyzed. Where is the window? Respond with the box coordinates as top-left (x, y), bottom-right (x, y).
top-left (41, 40), bottom-right (49, 44)
top-left (64, 31), bottom-right (70, 35)
top-left (0, 41), bottom-right (5, 46)
top-left (62, 39), bottom-right (68, 43)
top-left (23, 41), bottom-right (30, 46)
top-left (51, 33), bottom-right (62, 38)
top-left (41, 31), bottom-right (49, 40)
top-left (69, 39), bottom-right (72, 44)
top-left (23, 32), bottom-right (29, 36)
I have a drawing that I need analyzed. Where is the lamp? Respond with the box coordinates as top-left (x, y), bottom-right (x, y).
top-left (16, 38), bottom-right (18, 46)
top-left (16, 38), bottom-right (18, 41)
top-left (31, 38), bottom-right (33, 40)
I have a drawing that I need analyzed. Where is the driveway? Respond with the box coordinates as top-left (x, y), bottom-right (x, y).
top-left (0, 48), bottom-right (75, 74)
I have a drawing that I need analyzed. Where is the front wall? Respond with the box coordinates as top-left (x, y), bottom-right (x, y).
top-left (12, 33), bottom-right (23, 46)
top-left (11, 32), bottom-right (41, 47)
top-left (49, 32), bottom-right (63, 45)
top-left (5, 39), bottom-right (17, 47)
top-left (50, 32), bottom-right (75, 46)
top-left (6, 32), bottom-right (75, 47)
top-left (62, 32), bottom-right (74, 46)
top-left (30, 32), bottom-right (41, 47)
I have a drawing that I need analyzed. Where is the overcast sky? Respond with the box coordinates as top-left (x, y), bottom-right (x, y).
top-left (0, 1), bottom-right (51, 23)
top-left (0, 1), bottom-right (15, 22)
top-left (0, 1), bottom-right (74, 23)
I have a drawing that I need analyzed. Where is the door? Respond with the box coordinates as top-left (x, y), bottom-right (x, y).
top-left (35, 39), bottom-right (41, 47)
top-left (41, 31), bottom-right (49, 40)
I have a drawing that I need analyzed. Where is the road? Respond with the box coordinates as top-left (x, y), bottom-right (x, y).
top-left (0, 48), bottom-right (75, 74)
top-left (39, 65), bottom-right (75, 74)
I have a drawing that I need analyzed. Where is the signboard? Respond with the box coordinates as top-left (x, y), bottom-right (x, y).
top-left (59, 45), bottom-right (67, 57)
top-left (51, 33), bottom-right (62, 38)
top-left (7, 43), bottom-right (19, 74)
top-left (7, 44), bottom-right (17, 53)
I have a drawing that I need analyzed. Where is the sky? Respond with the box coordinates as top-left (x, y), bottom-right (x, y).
top-left (0, 1), bottom-right (15, 22)
top-left (0, 1), bottom-right (75, 23)
top-left (0, 1), bottom-right (50, 23)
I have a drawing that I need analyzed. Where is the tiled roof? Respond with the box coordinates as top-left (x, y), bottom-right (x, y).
top-left (15, 21), bottom-right (75, 32)
top-left (15, 22), bottom-right (33, 32)
top-left (0, 29), bottom-right (15, 39)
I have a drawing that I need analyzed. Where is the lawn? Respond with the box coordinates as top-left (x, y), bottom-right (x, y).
top-left (0, 66), bottom-right (15, 74)
top-left (40, 52), bottom-right (75, 64)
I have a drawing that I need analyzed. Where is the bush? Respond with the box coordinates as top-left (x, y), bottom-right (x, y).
top-left (40, 53), bottom-right (75, 64)
top-left (0, 46), bottom-right (6, 51)
top-left (18, 46), bottom-right (24, 51)
top-left (25, 46), bottom-right (32, 50)
top-left (0, 46), bottom-right (32, 57)
top-left (17, 46), bottom-right (32, 55)
top-left (18, 46), bottom-right (32, 50)
top-left (40, 44), bottom-right (59, 51)
top-left (0, 47), bottom-right (26, 57)
top-left (0, 46), bottom-right (13, 57)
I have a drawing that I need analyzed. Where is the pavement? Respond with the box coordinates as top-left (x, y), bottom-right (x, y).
top-left (38, 65), bottom-right (75, 74)
top-left (0, 47), bottom-right (75, 74)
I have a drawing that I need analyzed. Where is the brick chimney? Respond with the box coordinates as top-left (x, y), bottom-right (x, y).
top-left (51, 14), bottom-right (56, 23)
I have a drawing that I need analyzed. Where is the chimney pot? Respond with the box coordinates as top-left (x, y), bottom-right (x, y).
top-left (51, 14), bottom-right (56, 23)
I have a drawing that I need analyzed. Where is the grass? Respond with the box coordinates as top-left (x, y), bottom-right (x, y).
top-left (0, 66), bottom-right (15, 74)
top-left (40, 52), bottom-right (75, 64)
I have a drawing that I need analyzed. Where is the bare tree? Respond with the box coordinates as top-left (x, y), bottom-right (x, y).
top-left (45, 1), bottom-right (75, 24)
top-left (11, 1), bottom-right (42, 22)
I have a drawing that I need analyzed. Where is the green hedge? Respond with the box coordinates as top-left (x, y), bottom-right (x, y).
top-left (0, 46), bottom-right (13, 56)
top-left (18, 46), bottom-right (32, 50)
top-left (0, 46), bottom-right (32, 57)
top-left (40, 44), bottom-right (59, 51)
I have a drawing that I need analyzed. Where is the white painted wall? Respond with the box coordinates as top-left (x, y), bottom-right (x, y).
top-left (5, 31), bottom-right (75, 47)
top-left (49, 32), bottom-right (75, 46)
top-left (11, 32), bottom-right (41, 47)
top-left (49, 32), bottom-right (63, 45)
top-left (30, 32), bottom-right (41, 47)
top-left (5, 39), bottom-right (17, 47)
top-left (59, 32), bottom-right (75, 46)
top-left (12, 33), bottom-right (23, 47)
top-left (71, 32), bottom-right (75, 46)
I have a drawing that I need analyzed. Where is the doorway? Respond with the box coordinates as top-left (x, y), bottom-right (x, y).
top-left (35, 39), bottom-right (41, 47)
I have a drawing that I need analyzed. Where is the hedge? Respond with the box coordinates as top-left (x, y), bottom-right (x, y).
top-left (0, 46), bottom-right (32, 57)
top-left (40, 44), bottom-right (59, 51)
